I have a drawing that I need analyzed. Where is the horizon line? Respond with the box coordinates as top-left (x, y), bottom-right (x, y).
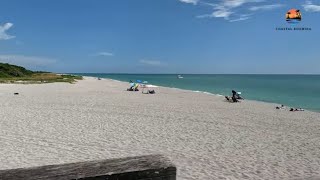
top-left (66, 73), bottom-right (320, 75)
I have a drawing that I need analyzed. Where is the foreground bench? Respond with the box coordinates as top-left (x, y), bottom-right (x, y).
top-left (0, 154), bottom-right (176, 180)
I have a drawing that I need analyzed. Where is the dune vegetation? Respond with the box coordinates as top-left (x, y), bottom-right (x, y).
top-left (0, 63), bottom-right (82, 84)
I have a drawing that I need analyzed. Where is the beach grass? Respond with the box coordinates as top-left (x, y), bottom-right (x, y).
top-left (0, 73), bottom-right (83, 84)
top-left (0, 63), bottom-right (82, 84)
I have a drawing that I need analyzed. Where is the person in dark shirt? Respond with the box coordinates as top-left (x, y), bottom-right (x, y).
top-left (232, 90), bottom-right (243, 99)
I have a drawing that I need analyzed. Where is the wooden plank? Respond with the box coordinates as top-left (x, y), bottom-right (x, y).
top-left (0, 154), bottom-right (176, 180)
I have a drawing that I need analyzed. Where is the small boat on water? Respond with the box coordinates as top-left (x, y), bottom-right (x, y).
top-left (177, 75), bottom-right (184, 79)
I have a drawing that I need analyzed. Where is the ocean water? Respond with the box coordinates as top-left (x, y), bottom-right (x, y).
top-left (75, 74), bottom-right (320, 112)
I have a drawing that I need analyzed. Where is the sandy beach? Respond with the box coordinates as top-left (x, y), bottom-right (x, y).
top-left (0, 77), bottom-right (319, 180)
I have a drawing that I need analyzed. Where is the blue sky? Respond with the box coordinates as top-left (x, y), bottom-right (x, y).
top-left (0, 0), bottom-right (319, 74)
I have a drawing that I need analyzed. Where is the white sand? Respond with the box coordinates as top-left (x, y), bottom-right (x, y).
top-left (0, 77), bottom-right (320, 180)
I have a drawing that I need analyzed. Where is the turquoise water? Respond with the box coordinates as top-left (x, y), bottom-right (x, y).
top-left (75, 74), bottom-right (320, 112)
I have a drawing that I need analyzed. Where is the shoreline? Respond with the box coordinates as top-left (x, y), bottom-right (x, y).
top-left (85, 76), bottom-right (319, 113)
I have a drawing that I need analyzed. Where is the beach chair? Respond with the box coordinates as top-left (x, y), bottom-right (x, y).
top-left (127, 83), bottom-right (139, 91)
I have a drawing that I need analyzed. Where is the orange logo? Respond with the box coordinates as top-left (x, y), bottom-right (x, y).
top-left (286, 9), bottom-right (301, 23)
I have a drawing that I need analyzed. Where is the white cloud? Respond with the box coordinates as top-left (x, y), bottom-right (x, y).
top-left (303, 1), bottom-right (320, 12)
top-left (212, 8), bottom-right (233, 18)
top-left (0, 55), bottom-right (56, 67)
top-left (178, 0), bottom-right (199, 5)
top-left (229, 17), bottom-right (250, 22)
top-left (249, 4), bottom-right (284, 11)
top-left (229, 14), bottom-right (252, 22)
top-left (92, 52), bottom-right (114, 57)
top-left (191, 0), bottom-right (284, 22)
top-left (196, 0), bottom-right (264, 20)
top-left (139, 59), bottom-right (167, 66)
top-left (197, 4), bottom-right (234, 19)
top-left (0, 23), bottom-right (15, 40)
top-left (223, 0), bottom-right (264, 8)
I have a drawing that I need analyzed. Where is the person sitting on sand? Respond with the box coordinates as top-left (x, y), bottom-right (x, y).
top-left (142, 89), bottom-right (156, 94)
top-left (231, 96), bottom-right (239, 102)
top-left (290, 108), bottom-right (305, 111)
top-left (225, 96), bottom-right (239, 103)
top-left (276, 105), bottom-right (285, 109)
top-left (224, 90), bottom-right (241, 103)
top-left (232, 90), bottom-right (243, 100)
top-left (232, 90), bottom-right (236, 97)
